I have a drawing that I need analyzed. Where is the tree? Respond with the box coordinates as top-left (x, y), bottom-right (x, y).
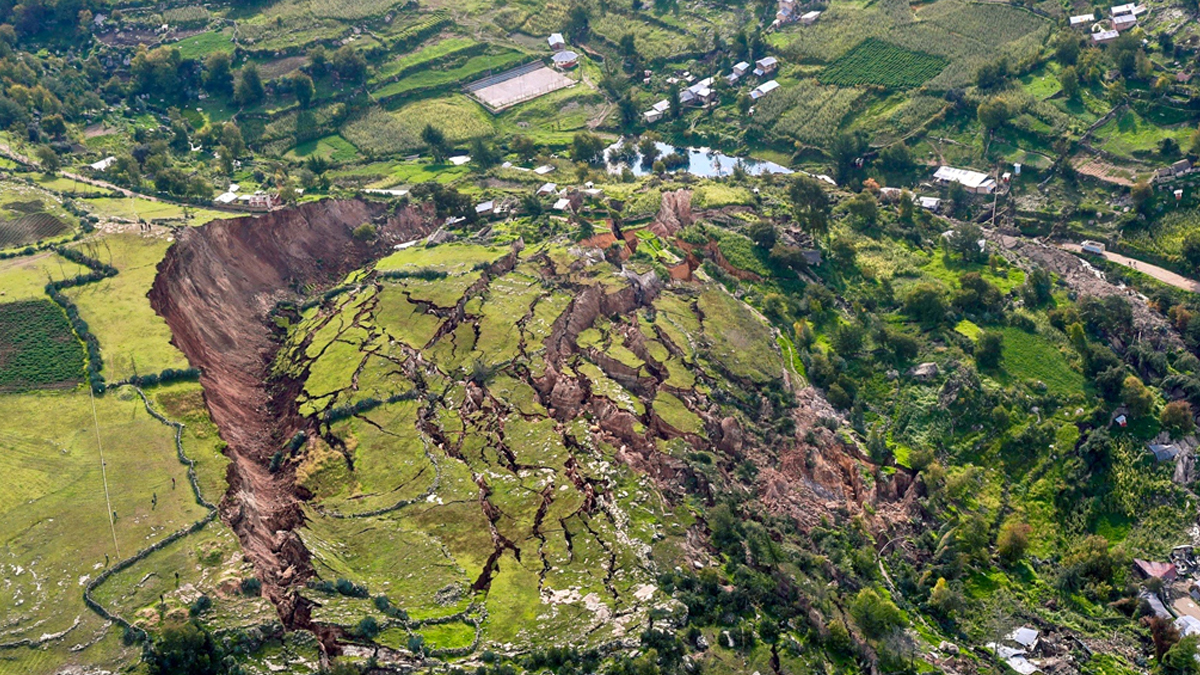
top-left (202, 52), bottom-right (233, 96)
top-left (1121, 375), bottom-right (1154, 418)
top-left (845, 191), bottom-right (878, 229)
top-left (977, 97), bottom-right (1011, 131)
top-left (234, 64), bottom-right (264, 107)
top-left (144, 621), bottom-right (223, 675)
top-left (421, 124), bottom-right (449, 162)
top-left (638, 135), bottom-right (660, 166)
top-left (976, 331), bottom-right (1003, 370)
top-left (833, 323), bottom-right (865, 355)
top-left (878, 142), bottom-right (914, 174)
top-left (1162, 400), bottom-right (1196, 438)
top-left (469, 137), bottom-right (501, 168)
top-left (35, 144), bottom-right (58, 174)
top-left (849, 588), bottom-right (906, 640)
top-left (511, 135), bottom-right (538, 163)
top-left (748, 221), bottom-right (776, 249)
top-left (1060, 65), bottom-right (1080, 100)
top-left (1182, 232), bottom-right (1200, 273)
top-left (1161, 137), bottom-right (1181, 159)
top-left (904, 284), bottom-right (948, 327)
top-left (332, 45), bottom-right (367, 83)
top-left (949, 222), bottom-right (985, 262)
top-left (996, 520), bottom-right (1031, 565)
top-left (290, 72), bottom-right (314, 108)
top-left (618, 94), bottom-right (638, 129)
top-left (1022, 266), bottom-right (1053, 307)
top-left (787, 175), bottom-right (830, 238)
top-left (307, 45), bottom-right (328, 77)
top-left (564, 3), bottom-right (590, 41)
top-left (928, 577), bottom-right (960, 616)
top-left (570, 131), bottom-right (605, 164)
top-left (1162, 635), bottom-right (1200, 674)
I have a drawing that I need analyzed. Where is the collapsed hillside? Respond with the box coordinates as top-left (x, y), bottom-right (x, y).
top-left (148, 199), bottom-right (914, 662)
top-left (148, 199), bottom-right (434, 630)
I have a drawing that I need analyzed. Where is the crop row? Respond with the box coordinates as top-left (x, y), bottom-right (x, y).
top-left (0, 300), bottom-right (85, 391)
top-left (819, 39), bottom-right (947, 89)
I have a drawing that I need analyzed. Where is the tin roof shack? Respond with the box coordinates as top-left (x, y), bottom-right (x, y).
top-left (1148, 443), bottom-right (1180, 463)
top-left (933, 165), bottom-right (997, 194)
top-left (1135, 559), bottom-right (1179, 583)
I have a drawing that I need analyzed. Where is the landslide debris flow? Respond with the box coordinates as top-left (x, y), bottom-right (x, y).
top-left (148, 199), bottom-right (432, 631)
top-left (149, 201), bottom-right (905, 657)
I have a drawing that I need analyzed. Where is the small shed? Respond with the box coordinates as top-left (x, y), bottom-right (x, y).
top-left (799, 10), bottom-right (821, 24)
top-left (1148, 443), bottom-right (1180, 462)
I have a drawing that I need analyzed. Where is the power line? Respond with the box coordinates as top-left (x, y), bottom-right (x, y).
top-left (89, 386), bottom-right (121, 560)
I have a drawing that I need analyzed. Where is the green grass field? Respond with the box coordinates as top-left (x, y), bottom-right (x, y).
top-left (0, 388), bottom-right (214, 674)
top-left (0, 250), bottom-right (89, 301)
top-left (63, 235), bottom-right (190, 381)
top-left (998, 326), bottom-right (1085, 396)
top-left (342, 96), bottom-right (495, 157)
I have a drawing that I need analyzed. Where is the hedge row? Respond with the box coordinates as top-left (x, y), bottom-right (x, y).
top-left (45, 247), bottom-right (119, 394)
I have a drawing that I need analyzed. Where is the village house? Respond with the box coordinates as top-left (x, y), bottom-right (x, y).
top-left (680, 77), bottom-right (717, 106)
top-left (918, 196), bottom-right (942, 212)
top-left (475, 200), bottom-right (494, 216)
top-left (552, 50), bottom-right (579, 69)
top-left (1134, 559), bottom-right (1179, 582)
top-left (536, 182), bottom-right (558, 196)
top-left (1069, 13), bottom-right (1095, 27)
top-left (933, 165), bottom-right (997, 194)
top-left (548, 33), bottom-right (565, 51)
top-left (750, 80), bottom-right (780, 100)
top-left (1113, 13), bottom-right (1137, 30)
top-left (89, 156), bottom-right (116, 172)
top-left (799, 10), bottom-right (821, 25)
top-left (1092, 28), bottom-right (1119, 44)
top-left (753, 57), bottom-right (778, 77)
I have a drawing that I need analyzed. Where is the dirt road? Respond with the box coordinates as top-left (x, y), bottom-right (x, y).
top-left (1060, 243), bottom-right (1200, 293)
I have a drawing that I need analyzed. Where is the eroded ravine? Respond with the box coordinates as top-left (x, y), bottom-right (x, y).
top-left (148, 199), bottom-right (434, 638)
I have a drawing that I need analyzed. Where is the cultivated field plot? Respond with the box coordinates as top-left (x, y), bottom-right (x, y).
top-left (0, 212), bottom-right (69, 248)
top-left (465, 62), bottom-right (574, 112)
top-left (0, 299), bottom-right (83, 391)
top-left (820, 38), bottom-right (948, 88)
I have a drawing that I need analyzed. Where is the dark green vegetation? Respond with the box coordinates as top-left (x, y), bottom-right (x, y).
top-left (0, 299), bottom-right (83, 390)
top-left (818, 39), bottom-right (948, 89)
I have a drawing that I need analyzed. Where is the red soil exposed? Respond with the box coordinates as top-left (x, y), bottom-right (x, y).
top-left (148, 199), bottom-right (433, 631)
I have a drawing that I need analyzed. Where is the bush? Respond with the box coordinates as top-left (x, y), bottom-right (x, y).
top-left (975, 331), bottom-right (1003, 370)
top-left (188, 594), bottom-right (212, 617)
top-left (144, 621), bottom-right (223, 675)
top-left (849, 587), bottom-right (906, 639)
top-left (1162, 400), bottom-right (1196, 438)
top-left (240, 577), bottom-right (262, 596)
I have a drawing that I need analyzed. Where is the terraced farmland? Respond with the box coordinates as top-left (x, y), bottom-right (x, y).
top-left (820, 39), bottom-right (947, 88)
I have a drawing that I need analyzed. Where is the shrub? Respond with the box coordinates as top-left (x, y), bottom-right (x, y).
top-left (1162, 400), bottom-right (1195, 438)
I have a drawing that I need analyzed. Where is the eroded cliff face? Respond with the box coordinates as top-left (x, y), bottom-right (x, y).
top-left (148, 199), bottom-right (434, 628)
